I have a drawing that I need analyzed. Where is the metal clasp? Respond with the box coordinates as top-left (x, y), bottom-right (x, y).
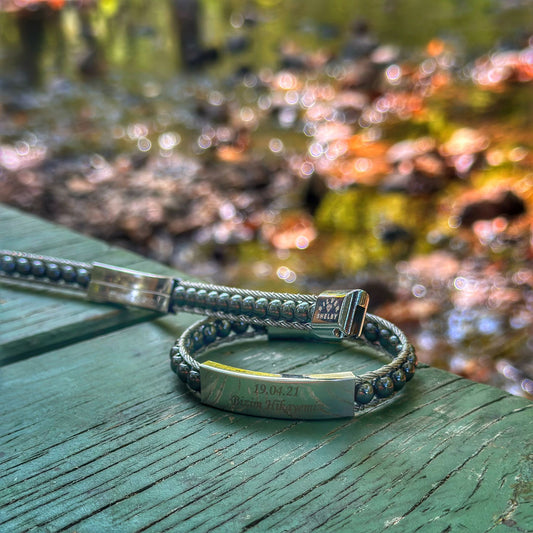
top-left (87, 263), bottom-right (175, 313)
top-left (311, 289), bottom-right (369, 340)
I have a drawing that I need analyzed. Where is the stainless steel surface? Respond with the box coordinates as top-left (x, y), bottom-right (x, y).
top-left (87, 263), bottom-right (175, 312)
top-left (200, 361), bottom-right (356, 419)
top-left (311, 289), bottom-right (369, 339)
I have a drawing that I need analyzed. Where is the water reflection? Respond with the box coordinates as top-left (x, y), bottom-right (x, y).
top-left (0, 1), bottom-right (532, 397)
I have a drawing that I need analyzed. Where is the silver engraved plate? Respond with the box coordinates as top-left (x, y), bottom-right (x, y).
top-left (87, 263), bottom-right (174, 312)
top-left (311, 289), bottom-right (369, 339)
top-left (200, 361), bottom-right (355, 419)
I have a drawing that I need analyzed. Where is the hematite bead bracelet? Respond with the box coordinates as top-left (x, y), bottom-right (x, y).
top-left (170, 314), bottom-right (416, 419)
top-left (0, 251), bottom-right (91, 290)
top-left (1, 250), bottom-right (417, 419)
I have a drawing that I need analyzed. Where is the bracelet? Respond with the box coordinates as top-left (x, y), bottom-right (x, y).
top-left (170, 316), bottom-right (416, 419)
top-left (0, 250), bottom-right (370, 341)
top-left (1, 250), bottom-right (417, 419)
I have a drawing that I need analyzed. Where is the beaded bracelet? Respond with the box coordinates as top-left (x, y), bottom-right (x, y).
top-left (1, 250), bottom-right (417, 419)
top-left (0, 251), bottom-right (92, 291)
top-left (169, 316), bottom-right (416, 420)
top-left (0, 250), bottom-right (371, 341)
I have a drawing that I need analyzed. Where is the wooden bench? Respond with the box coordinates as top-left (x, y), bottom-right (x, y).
top-left (1, 204), bottom-right (531, 532)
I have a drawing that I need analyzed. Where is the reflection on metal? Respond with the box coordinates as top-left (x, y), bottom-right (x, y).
top-left (200, 360), bottom-right (355, 419)
top-left (311, 289), bottom-right (369, 339)
top-left (87, 263), bottom-right (174, 312)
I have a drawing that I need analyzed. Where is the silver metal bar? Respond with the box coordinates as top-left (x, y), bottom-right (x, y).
top-left (200, 360), bottom-right (356, 419)
top-left (87, 263), bottom-right (175, 313)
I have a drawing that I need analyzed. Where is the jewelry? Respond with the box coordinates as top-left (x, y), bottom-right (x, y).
top-left (171, 316), bottom-right (415, 419)
top-left (0, 250), bottom-right (417, 419)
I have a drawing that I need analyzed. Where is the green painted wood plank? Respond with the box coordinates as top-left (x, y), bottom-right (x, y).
top-left (0, 320), bottom-right (531, 532)
top-left (0, 204), bottom-right (184, 364)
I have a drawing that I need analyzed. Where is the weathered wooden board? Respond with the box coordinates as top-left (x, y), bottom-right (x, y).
top-left (0, 205), bottom-right (186, 364)
top-left (0, 318), bottom-right (531, 532)
top-left (1, 204), bottom-right (531, 532)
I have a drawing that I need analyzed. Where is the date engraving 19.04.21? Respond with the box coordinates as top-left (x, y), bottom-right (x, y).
top-left (200, 361), bottom-right (356, 420)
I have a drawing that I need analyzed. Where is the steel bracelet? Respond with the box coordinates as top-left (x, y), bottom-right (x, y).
top-left (1, 250), bottom-right (417, 420)
top-left (0, 250), bottom-right (370, 342)
top-left (170, 315), bottom-right (416, 420)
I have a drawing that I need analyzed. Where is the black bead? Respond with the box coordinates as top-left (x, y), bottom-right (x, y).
top-left (192, 329), bottom-right (204, 350)
top-left (46, 263), bottom-right (61, 281)
top-left (185, 288), bottom-right (197, 306)
top-left (182, 336), bottom-right (193, 352)
top-left (170, 354), bottom-right (182, 373)
top-left (61, 265), bottom-right (77, 283)
top-left (388, 335), bottom-right (400, 351)
top-left (231, 320), bottom-right (248, 334)
top-left (229, 294), bottom-right (243, 314)
top-left (1, 255), bottom-right (15, 273)
top-left (402, 361), bottom-right (416, 381)
top-left (355, 382), bottom-right (375, 405)
top-left (379, 329), bottom-right (391, 348)
top-left (76, 268), bottom-right (90, 287)
top-left (196, 289), bottom-right (207, 308)
top-left (254, 298), bottom-right (268, 318)
top-left (177, 362), bottom-right (190, 383)
top-left (406, 351), bottom-right (417, 365)
top-left (31, 260), bottom-right (46, 277)
top-left (267, 299), bottom-right (282, 320)
top-left (169, 345), bottom-right (180, 358)
top-left (242, 296), bottom-right (255, 315)
top-left (202, 322), bottom-right (217, 343)
top-left (281, 300), bottom-right (295, 320)
top-left (364, 322), bottom-right (379, 342)
top-left (15, 257), bottom-right (31, 275)
top-left (390, 369), bottom-right (406, 390)
top-left (187, 370), bottom-right (201, 391)
top-left (216, 319), bottom-right (232, 337)
top-left (172, 286), bottom-right (187, 308)
top-left (295, 302), bottom-right (309, 322)
top-left (207, 291), bottom-right (219, 309)
top-left (373, 376), bottom-right (394, 398)
top-left (217, 292), bottom-right (230, 312)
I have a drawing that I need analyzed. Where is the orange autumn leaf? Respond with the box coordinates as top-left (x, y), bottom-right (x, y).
top-left (426, 39), bottom-right (445, 57)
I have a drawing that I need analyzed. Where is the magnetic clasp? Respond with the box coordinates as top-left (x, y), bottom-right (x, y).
top-left (311, 289), bottom-right (369, 340)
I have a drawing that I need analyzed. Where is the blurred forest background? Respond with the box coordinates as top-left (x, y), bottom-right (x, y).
top-left (0, 0), bottom-right (532, 398)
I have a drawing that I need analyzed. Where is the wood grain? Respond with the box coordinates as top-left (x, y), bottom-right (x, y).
top-left (1, 204), bottom-right (531, 532)
top-left (0, 319), bottom-right (531, 532)
top-left (0, 205), bottom-right (178, 364)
